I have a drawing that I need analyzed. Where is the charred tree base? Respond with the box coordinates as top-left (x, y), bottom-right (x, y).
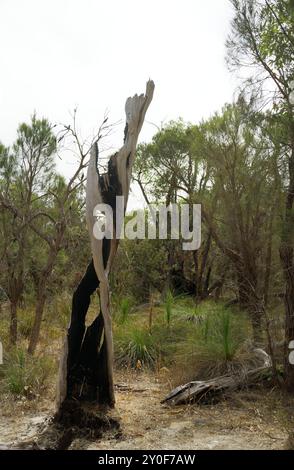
top-left (66, 310), bottom-right (114, 407)
top-left (54, 80), bottom-right (155, 427)
top-left (51, 400), bottom-right (121, 448)
top-left (56, 259), bottom-right (115, 409)
top-left (1, 405), bottom-right (121, 450)
top-left (54, 400), bottom-right (120, 431)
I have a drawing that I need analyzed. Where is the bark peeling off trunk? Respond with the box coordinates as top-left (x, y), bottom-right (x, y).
top-left (56, 81), bottom-right (155, 414)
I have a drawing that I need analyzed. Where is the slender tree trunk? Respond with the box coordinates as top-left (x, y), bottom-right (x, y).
top-left (8, 276), bottom-right (24, 345)
top-left (249, 306), bottom-right (263, 346)
top-left (28, 246), bottom-right (59, 354)
top-left (281, 262), bottom-right (294, 383)
top-left (9, 300), bottom-right (17, 345)
top-left (203, 265), bottom-right (212, 298)
top-left (280, 242), bottom-right (294, 390)
top-left (263, 208), bottom-right (274, 306)
top-left (28, 291), bottom-right (46, 355)
top-left (236, 261), bottom-right (263, 344)
top-left (7, 242), bottom-right (25, 346)
top-left (148, 291), bottom-right (154, 334)
top-left (236, 269), bottom-right (248, 309)
top-left (166, 240), bottom-right (176, 291)
top-left (198, 230), bottom-right (212, 299)
top-left (281, 124), bottom-right (294, 391)
top-left (193, 249), bottom-right (199, 300)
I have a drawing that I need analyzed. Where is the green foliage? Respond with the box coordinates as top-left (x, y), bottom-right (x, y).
top-left (115, 324), bottom-right (158, 368)
top-left (113, 298), bottom-right (248, 377)
top-left (199, 310), bottom-right (239, 362)
top-left (0, 348), bottom-right (55, 397)
top-left (111, 237), bottom-right (168, 302)
top-left (0, 7), bottom-right (290, 392)
top-left (164, 289), bottom-right (174, 326)
top-left (176, 305), bottom-right (248, 380)
top-left (134, 120), bottom-right (201, 203)
top-left (118, 297), bottom-right (132, 324)
top-left (0, 314), bottom-right (9, 345)
top-left (18, 307), bottom-right (35, 338)
top-left (49, 292), bottom-right (72, 330)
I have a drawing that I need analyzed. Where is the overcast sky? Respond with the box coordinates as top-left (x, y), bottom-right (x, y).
top-left (0, 0), bottom-right (237, 207)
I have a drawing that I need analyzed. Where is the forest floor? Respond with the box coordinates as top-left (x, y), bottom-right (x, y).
top-left (0, 370), bottom-right (290, 450)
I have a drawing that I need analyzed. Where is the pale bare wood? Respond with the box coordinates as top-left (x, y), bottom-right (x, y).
top-left (56, 336), bottom-right (68, 410)
top-left (85, 80), bottom-right (155, 405)
top-left (162, 350), bottom-right (272, 406)
top-left (56, 81), bottom-right (154, 409)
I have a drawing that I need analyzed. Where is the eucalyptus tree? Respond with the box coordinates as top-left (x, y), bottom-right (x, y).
top-left (227, 0), bottom-right (294, 388)
top-left (134, 120), bottom-right (213, 298)
top-left (199, 99), bottom-right (281, 342)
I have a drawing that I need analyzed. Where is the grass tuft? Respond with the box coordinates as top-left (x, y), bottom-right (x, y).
top-left (0, 348), bottom-right (55, 398)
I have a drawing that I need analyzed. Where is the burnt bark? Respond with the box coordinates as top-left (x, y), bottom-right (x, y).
top-left (56, 81), bottom-right (155, 413)
top-left (66, 253), bottom-right (114, 405)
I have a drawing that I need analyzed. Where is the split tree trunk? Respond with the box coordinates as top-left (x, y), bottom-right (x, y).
top-left (56, 81), bottom-right (155, 412)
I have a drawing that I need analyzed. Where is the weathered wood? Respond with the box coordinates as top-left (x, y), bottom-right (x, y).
top-left (162, 350), bottom-right (272, 405)
top-left (85, 80), bottom-right (154, 406)
top-left (56, 81), bottom-right (155, 411)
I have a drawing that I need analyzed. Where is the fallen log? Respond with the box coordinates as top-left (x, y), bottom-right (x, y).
top-left (162, 349), bottom-right (272, 406)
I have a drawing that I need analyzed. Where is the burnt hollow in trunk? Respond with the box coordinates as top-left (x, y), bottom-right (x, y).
top-left (64, 153), bottom-right (122, 408)
top-left (66, 239), bottom-right (112, 405)
top-left (56, 81), bottom-right (155, 415)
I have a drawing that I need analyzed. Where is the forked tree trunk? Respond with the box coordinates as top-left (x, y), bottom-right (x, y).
top-left (56, 81), bottom-right (155, 412)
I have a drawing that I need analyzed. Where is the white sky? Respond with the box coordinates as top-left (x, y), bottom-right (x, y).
top-left (0, 0), bottom-right (237, 208)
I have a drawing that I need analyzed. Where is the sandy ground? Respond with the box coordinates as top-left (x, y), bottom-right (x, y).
top-left (0, 372), bottom-right (288, 450)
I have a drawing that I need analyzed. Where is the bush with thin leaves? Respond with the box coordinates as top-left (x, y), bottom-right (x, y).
top-left (118, 297), bottom-right (132, 324)
top-left (0, 348), bottom-right (55, 397)
top-left (50, 293), bottom-right (71, 330)
top-left (115, 325), bottom-right (158, 369)
top-left (18, 307), bottom-right (35, 338)
top-left (173, 305), bottom-right (248, 383)
top-left (164, 289), bottom-right (174, 326)
top-left (199, 309), bottom-right (242, 362)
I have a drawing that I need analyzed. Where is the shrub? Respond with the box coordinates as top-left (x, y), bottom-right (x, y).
top-left (0, 316), bottom-right (10, 345)
top-left (0, 348), bottom-right (55, 397)
top-left (172, 304), bottom-right (248, 383)
top-left (50, 292), bottom-right (71, 330)
top-left (18, 307), bottom-right (35, 338)
top-left (115, 324), bottom-right (158, 369)
top-left (199, 308), bottom-right (243, 362)
top-left (118, 297), bottom-right (132, 324)
top-left (164, 290), bottom-right (174, 326)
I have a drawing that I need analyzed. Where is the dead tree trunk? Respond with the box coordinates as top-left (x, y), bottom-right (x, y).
top-left (162, 349), bottom-right (272, 405)
top-left (56, 81), bottom-right (155, 415)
